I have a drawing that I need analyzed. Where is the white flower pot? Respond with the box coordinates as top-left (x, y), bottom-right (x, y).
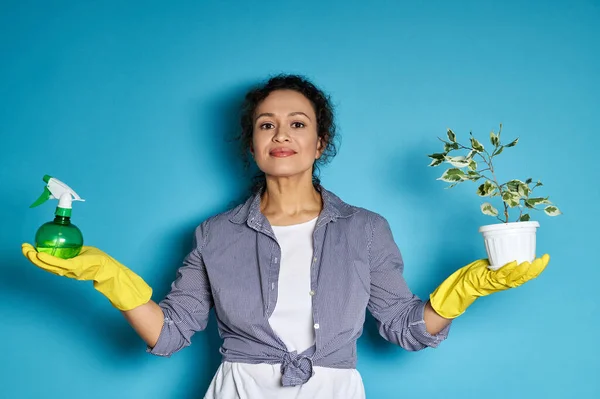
top-left (478, 221), bottom-right (540, 270)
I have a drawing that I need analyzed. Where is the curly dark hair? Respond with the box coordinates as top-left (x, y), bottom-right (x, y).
top-left (238, 74), bottom-right (339, 193)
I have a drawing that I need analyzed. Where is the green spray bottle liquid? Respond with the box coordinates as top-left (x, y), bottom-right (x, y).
top-left (30, 175), bottom-right (85, 259)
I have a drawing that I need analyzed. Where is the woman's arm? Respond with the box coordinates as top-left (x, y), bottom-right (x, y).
top-left (424, 300), bottom-right (452, 335)
top-left (367, 214), bottom-right (451, 350)
top-left (121, 300), bottom-right (165, 348)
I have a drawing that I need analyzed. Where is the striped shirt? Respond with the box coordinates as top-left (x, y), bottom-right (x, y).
top-left (147, 186), bottom-right (451, 386)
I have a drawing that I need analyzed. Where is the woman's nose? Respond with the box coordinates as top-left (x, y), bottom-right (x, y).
top-left (273, 127), bottom-right (291, 142)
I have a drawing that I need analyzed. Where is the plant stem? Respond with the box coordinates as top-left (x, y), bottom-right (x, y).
top-left (518, 205), bottom-right (523, 222)
top-left (477, 150), bottom-right (509, 223)
top-left (476, 172), bottom-right (494, 182)
top-left (439, 136), bottom-right (509, 222)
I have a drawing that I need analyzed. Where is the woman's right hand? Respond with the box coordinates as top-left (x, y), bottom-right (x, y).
top-left (429, 254), bottom-right (549, 319)
top-left (22, 243), bottom-right (153, 311)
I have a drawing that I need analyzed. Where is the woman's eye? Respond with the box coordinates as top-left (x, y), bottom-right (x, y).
top-left (260, 123), bottom-right (274, 130)
top-left (292, 122), bottom-right (305, 128)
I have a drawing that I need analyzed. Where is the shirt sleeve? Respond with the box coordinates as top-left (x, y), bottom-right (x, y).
top-left (147, 219), bottom-right (214, 357)
top-left (366, 213), bottom-right (451, 350)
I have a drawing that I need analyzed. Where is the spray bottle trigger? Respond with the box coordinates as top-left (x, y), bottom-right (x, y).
top-left (30, 187), bottom-right (52, 208)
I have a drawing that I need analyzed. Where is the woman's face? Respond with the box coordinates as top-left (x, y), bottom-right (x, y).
top-left (252, 89), bottom-right (323, 180)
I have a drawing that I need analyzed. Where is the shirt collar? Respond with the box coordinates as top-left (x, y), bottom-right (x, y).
top-left (229, 185), bottom-right (358, 228)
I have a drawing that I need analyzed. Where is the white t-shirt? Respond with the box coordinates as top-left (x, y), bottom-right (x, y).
top-left (204, 217), bottom-right (366, 399)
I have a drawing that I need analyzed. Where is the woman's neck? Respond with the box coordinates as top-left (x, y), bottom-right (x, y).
top-left (260, 175), bottom-right (322, 226)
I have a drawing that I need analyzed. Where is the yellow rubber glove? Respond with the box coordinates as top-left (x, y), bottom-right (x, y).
top-left (22, 243), bottom-right (152, 311)
top-left (429, 254), bottom-right (550, 319)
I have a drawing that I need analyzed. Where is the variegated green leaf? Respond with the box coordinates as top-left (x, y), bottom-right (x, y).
top-left (444, 155), bottom-right (469, 168)
top-left (477, 180), bottom-right (496, 197)
top-left (466, 149), bottom-right (477, 160)
top-left (490, 131), bottom-right (499, 146)
top-left (467, 171), bottom-right (481, 181)
top-left (444, 142), bottom-right (459, 152)
top-left (427, 153), bottom-right (445, 167)
top-left (470, 137), bottom-right (485, 152)
top-left (525, 177), bottom-right (533, 184)
top-left (447, 129), bottom-right (456, 142)
top-left (544, 205), bottom-right (562, 216)
top-left (517, 183), bottom-right (530, 197)
top-left (519, 213), bottom-right (531, 221)
top-left (468, 159), bottom-right (477, 171)
top-left (481, 202), bottom-right (499, 217)
top-left (437, 168), bottom-right (467, 182)
top-left (502, 191), bottom-right (521, 207)
top-left (506, 180), bottom-right (519, 192)
top-left (507, 179), bottom-right (531, 197)
top-left (428, 153), bottom-right (445, 160)
top-left (511, 180), bottom-right (531, 197)
top-left (505, 137), bottom-right (519, 147)
top-left (525, 197), bottom-right (551, 208)
top-left (492, 146), bottom-right (504, 156)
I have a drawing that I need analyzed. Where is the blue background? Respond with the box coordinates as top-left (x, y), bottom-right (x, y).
top-left (1, 1), bottom-right (598, 398)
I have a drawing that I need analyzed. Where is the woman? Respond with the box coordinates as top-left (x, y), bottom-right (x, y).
top-left (22, 74), bottom-right (549, 399)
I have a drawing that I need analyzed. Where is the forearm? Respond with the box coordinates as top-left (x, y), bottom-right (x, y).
top-left (121, 300), bottom-right (165, 348)
top-left (424, 300), bottom-right (452, 335)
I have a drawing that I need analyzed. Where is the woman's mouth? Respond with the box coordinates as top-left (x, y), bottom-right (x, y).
top-left (269, 148), bottom-right (297, 157)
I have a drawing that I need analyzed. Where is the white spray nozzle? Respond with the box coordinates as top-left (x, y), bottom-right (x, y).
top-left (30, 175), bottom-right (85, 214)
top-left (47, 177), bottom-right (85, 209)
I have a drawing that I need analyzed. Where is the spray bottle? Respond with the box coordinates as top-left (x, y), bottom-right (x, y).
top-left (30, 175), bottom-right (85, 259)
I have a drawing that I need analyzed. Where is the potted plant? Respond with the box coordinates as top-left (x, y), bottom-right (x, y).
top-left (427, 124), bottom-right (561, 270)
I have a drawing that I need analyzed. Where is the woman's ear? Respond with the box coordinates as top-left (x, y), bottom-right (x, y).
top-left (315, 136), bottom-right (325, 159)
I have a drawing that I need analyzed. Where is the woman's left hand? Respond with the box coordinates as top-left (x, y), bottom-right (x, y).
top-left (428, 254), bottom-right (550, 319)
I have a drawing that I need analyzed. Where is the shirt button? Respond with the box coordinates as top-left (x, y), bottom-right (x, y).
top-left (313, 257), bottom-right (317, 262)
top-left (274, 257), bottom-right (278, 263)
top-left (314, 323), bottom-right (320, 329)
top-left (309, 290), bottom-right (315, 296)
